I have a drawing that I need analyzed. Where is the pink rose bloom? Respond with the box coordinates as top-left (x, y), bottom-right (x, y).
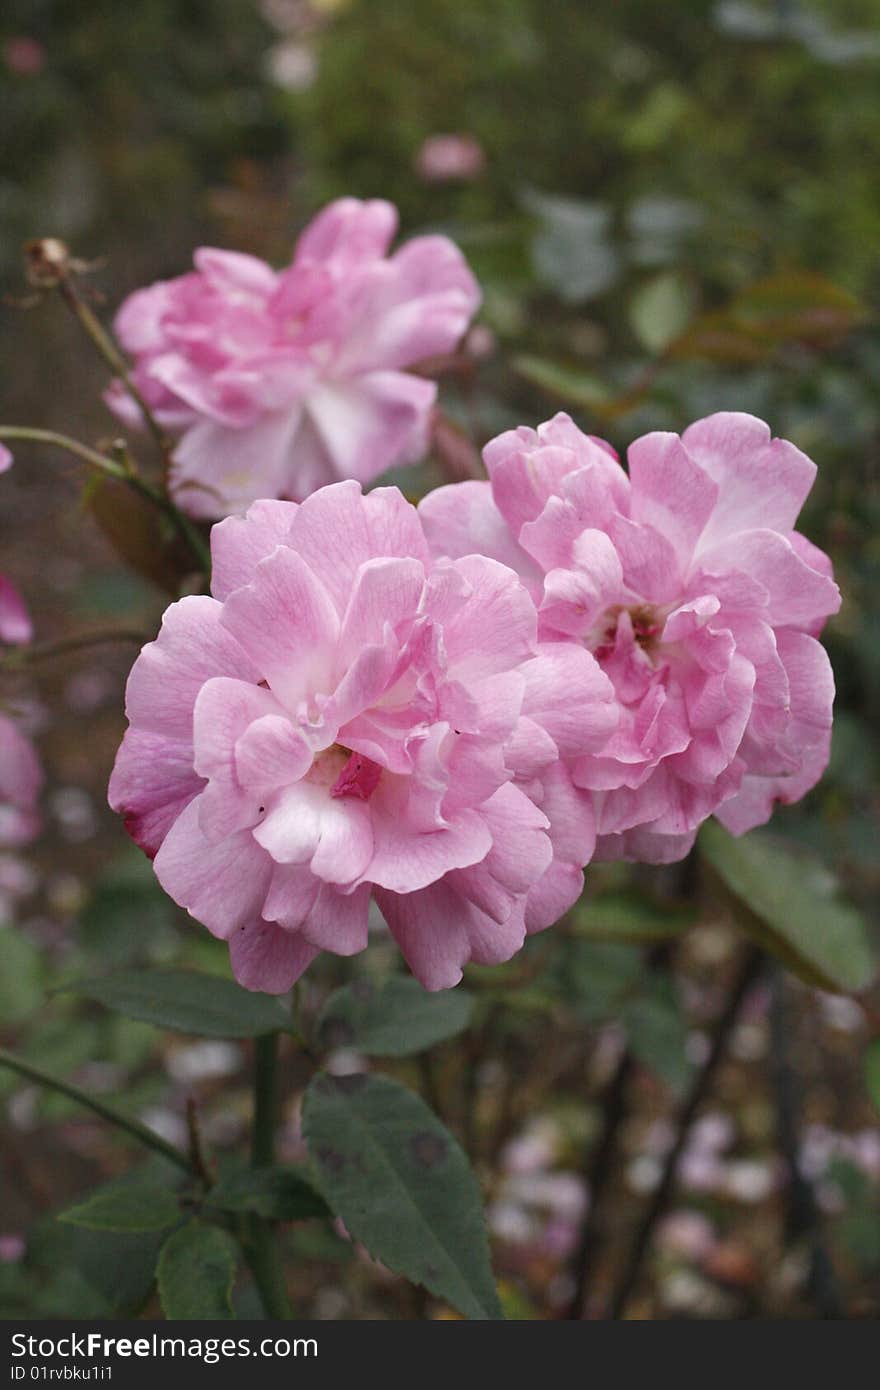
top-left (109, 481), bottom-right (616, 991)
top-left (420, 412), bottom-right (840, 862)
top-left (107, 199), bottom-right (481, 518)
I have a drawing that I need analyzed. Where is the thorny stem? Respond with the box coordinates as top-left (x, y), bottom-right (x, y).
top-left (245, 1034), bottom-right (293, 1319)
top-left (605, 944), bottom-right (764, 1319)
top-left (0, 1046), bottom-right (191, 1174)
top-left (55, 272), bottom-right (171, 460)
top-left (0, 425), bottom-right (211, 575)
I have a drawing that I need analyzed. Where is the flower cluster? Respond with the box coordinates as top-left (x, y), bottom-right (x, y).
top-left (421, 411), bottom-right (840, 862)
top-left (109, 482), bottom-right (616, 990)
top-left (108, 198), bottom-right (480, 518)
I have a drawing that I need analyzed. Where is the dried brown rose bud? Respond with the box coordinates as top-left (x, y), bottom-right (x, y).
top-left (23, 237), bottom-right (70, 289)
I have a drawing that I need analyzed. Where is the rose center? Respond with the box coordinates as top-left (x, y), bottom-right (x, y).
top-left (328, 748), bottom-right (383, 802)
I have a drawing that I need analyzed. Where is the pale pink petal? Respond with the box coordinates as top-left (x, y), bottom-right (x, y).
top-left (627, 431), bottom-right (718, 569)
top-left (294, 197), bottom-right (398, 267)
top-left (683, 412), bottom-right (818, 549)
top-left (520, 643), bottom-right (617, 757)
top-left (419, 480), bottom-right (541, 593)
top-left (698, 530), bottom-right (840, 629)
top-left (338, 556), bottom-right (425, 660)
top-left (210, 499), bottom-right (299, 600)
top-left (219, 546), bottom-right (339, 708)
top-left (124, 596), bottom-right (259, 740)
top-left (153, 798), bottom-right (272, 939)
top-left (287, 480), bottom-right (430, 611)
top-left (433, 554), bottom-right (537, 680)
top-left (192, 247), bottom-right (278, 296)
top-left (301, 883), bottom-right (371, 955)
top-left (0, 576), bottom-right (32, 645)
top-left (228, 919), bottom-right (318, 994)
top-left (304, 370), bottom-right (436, 484)
top-left (170, 409), bottom-right (305, 520)
top-left (108, 729), bottom-right (202, 857)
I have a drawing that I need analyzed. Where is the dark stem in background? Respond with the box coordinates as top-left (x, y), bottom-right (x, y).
top-left (770, 967), bottom-right (844, 1319)
top-left (565, 940), bottom-right (671, 1320)
top-left (245, 1034), bottom-right (293, 1319)
top-left (565, 1043), bottom-right (635, 1319)
top-left (606, 944), bottom-right (764, 1319)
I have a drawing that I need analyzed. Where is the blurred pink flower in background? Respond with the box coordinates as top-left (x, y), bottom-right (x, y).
top-left (1, 456), bottom-right (42, 849)
top-left (108, 198), bottom-right (481, 518)
top-left (421, 412), bottom-right (840, 862)
top-left (0, 717), bottom-right (42, 849)
top-left (110, 481), bottom-right (616, 991)
top-left (3, 37), bottom-right (46, 76)
top-left (415, 134), bottom-right (486, 183)
top-left (0, 573), bottom-right (32, 646)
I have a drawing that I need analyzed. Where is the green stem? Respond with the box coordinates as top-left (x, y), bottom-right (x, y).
top-left (252, 1034), bottom-right (279, 1168)
top-left (246, 1035), bottom-right (293, 1319)
top-left (0, 426), bottom-right (129, 477)
top-left (57, 275), bottom-right (171, 459)
top-left (0, 425), bottom-right (211, 575)
top-left (0, 1046), bottom-right (191, 1173)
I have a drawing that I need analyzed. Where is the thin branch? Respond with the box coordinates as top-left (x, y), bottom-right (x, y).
top-left (770, 968), bottom-right (844, 1319)
top-left (0, 1045), bottom-right (191, 1174)
top-left (185, 1096), bottom-right (215, 1190)
top-left (606, 944), bottom-right (764, 1319)
top-left (0, 426), bottom-right (129, 478)
top-left (2, 629), bottom-right (148, 670)
top-left (565, 1042), bottom-right (635, 1319)
top-left (56, 274), bottom-right (171, 459)
top-left (0, 425), bottom-right (211, 575)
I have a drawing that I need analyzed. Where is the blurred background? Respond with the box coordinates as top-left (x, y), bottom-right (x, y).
top-left (1, 0), bottom-right (878, 1319)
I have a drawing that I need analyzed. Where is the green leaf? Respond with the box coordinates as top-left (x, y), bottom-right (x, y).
top-left (0, 927), bottom-right (43, 1025)
top-left (623, 976), bottom-right (693, 1095)
top-left (629, 271), bottom-right (694, 354)
top-left (561, 940), bottom-right (642, 1021)
top-left (700, 823), bottom-right (877, 994)
top-left (65, 968), bottom-right (289, 1037)
top-left (522, 190), bottom-right (620, 302)
top-left (60, 1183), bottom-right (179, 1233)
top-left (512, 355), bottom-right (610, 410)
top-left (209, 1167), bottom-right (330, 1222)
top-left (865, 1039), bottom-right (880, 1116)
top-left (573, 889), bottom-right (697, 943)
top-left (157, 1221), bottom-right (238, 1320)
top-left (303, 1073), bottom-right (502, 1320)
top-left (317, 976), bottom-right (474, 1057)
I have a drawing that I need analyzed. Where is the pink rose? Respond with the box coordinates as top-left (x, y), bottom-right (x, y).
top-left (108, 199), bottom-right (481, 519)
top-left (421, 412), bottom-right (840, 862)
top-left (109, 481), bottom-right (616, 991)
